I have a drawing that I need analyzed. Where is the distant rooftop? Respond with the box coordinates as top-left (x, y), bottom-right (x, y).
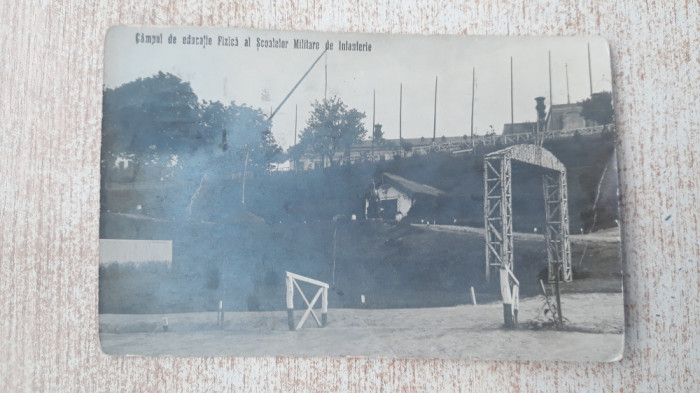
top-left (502, 122), bottom-right (537, 135)
top-left (381, 172), bottom-right (444, 197)
top-left (353, 135), bottom-right (470, 149)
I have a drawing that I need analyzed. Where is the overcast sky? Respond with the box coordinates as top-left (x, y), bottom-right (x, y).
top-left (105, 27), bottom-right (612, 148)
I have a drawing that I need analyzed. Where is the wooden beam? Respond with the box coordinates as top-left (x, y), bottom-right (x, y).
top-left (296, 286), bottom-right (324, 330)
top-left (292, 279), bottom-right (322, 327)
top-left (286, 275), bottom-right (295, 330)
top-left (286, 271), bottom-right (329, 288)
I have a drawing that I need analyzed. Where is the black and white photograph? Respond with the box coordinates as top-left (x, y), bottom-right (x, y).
top-left (99, 26), bottom-right (623, 361)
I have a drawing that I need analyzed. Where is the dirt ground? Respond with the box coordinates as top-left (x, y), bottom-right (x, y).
top-left (100, 292), bottom-right (624, 361)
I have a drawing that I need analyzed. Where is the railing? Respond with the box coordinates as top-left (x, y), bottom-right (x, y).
top-left (285, 271), bottom-right (329, 331)
top-left (293, 125), bottom-right (614, 170)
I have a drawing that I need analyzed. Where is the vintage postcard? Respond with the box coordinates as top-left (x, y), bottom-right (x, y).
top-left (99, 26), bottom-right (623, 361)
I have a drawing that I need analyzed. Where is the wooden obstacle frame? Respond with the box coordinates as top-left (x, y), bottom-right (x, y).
top-left (484, 144), bottom-right (571, 328)
top-left (285, 271), bottom-right (329, 331)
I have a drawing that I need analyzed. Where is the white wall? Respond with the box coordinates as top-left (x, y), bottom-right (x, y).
top-left (378, 186), bottom-right (413, 221)
top-left (99, 239), bottom-right (173, 267)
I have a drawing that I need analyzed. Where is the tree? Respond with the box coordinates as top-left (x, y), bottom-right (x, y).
top-left (247, 129), bottom-right (283, 172)
top-left (102, 72), bottom-right (283, 180)
top-left (226, 104), bottom-right (282, 173)
top-left (102, 72), bottom-right (201, 155)
top-left (297, 96), bottom-right (367, 167)
top-left (287, 140), bottom-right (306, 169)
top-left (580, 91), bottom-right (614, 125)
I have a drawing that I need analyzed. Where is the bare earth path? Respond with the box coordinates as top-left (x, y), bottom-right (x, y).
top-left (412, 223), bottom-right (622, 244)
top-left (100, 292), bottom-right (623, 361)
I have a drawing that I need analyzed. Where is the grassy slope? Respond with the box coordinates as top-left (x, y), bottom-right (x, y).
top-left (100, 132), bottom-right (621, 313)
top-left (100, 217), bottom-right (621, 313)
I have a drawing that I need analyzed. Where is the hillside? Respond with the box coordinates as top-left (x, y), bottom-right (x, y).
top-left (100, 131), bottom-right (621, 314)
top-left (101, 132), bottom-right (618, 232)
top-left (100, 217), bottom-right (621, 314)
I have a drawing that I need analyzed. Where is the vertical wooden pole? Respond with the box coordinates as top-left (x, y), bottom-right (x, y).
top-left (555, 263), bottom-right (563, 325)
top-left (433, 76), bottom-right (438, 141)
top-left (540, 279), bottom-right (556, 322)
top-left (500, 268), bottom-right (514, 328)
top-left (566, 63), bottom-right (571, 104)
top-left (510, 57), bottom-right (514, 132)
top-left (399, 83), bottom-right (403, 149)
top-left (470, 67), bottom-right (475, 140)
top-left (293, 105), bottom-right (298, 171)
top-left (512, 285), bottom-right (519, 325)
top-left (321, 287), bottom-right (328, 327)
top-left (470, 286), bottom-right (477, 305)
top-left (241, 149), bottom-right (249, 204)
top-left (548, 50), bottom-right (552, 107)
top-left (218, 300), bottom-right (224, 328)
top-left (371, 89), bottom-right (375, 161)
top-left (588, 42), bottom-right (593, 96)
top-left (332, 228), bottom-right (337, 286)
top-left (325, 52), bottom-right (328, 100)
top-left (286, 275), bottom-right (295, 330)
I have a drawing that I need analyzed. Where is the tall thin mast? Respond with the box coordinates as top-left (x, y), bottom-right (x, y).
top-left (548, 51), bottom-right (553, 107)
top-left (470, 66), bottom-right (476, 139)
top-left (325, 52), bottom-right (328, 100)
top-left (371, 89), bottom-right (376, 160)
top-left (293, 104), bottom-right (298, 171)
top-left (268, 48), bottom-right (327, 123)
top-left (587, 42), bottom-right (593, 96)
top-left (548, 51), bottom-right (552, 132)
top-left (510, 57), bottom-right (514, 132)
top-left (433, 76), bottom-right (438, 141)
top-left (566, 63), bottom-right (571, 104)
top-left (399, 83), bottom-right (403, 143)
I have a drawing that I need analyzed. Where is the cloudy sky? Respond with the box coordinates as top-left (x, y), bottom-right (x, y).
top-left (105, 26), bottom-right (612, 148)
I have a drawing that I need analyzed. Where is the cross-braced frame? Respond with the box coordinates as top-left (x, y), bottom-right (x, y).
top-left (285, 271), bottom-right (329, 331)
top-left (543, 173), bottom-right (572, 282)
top-left (483, 144), bottom-right (572, 327)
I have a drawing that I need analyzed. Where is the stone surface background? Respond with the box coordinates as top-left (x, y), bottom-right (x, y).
top-left (1, 1), bottom-right (697, 391)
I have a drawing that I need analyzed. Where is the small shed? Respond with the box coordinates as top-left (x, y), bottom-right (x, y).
top-left (365, 173), bottom-right (444, 221)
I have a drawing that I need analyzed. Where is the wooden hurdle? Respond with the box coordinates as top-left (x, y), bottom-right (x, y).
top-left (285, 271), bottom-right (329, 331)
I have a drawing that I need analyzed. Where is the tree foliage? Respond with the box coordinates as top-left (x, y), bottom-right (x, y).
top-left (102, 72), bottom-right (200, 154)
top-left (102, 72), bottom-right (282, 181)
top-left (295, 96), bottom-right (367, 167)
top-left (580, 91), bottom-right (614, 125)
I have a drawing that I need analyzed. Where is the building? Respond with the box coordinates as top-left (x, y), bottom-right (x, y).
top-left (365, 172), bottom-right (444, 222)
top-left (502, 122), bottom-right (537, 135)
top-left (503, 100), bottom-right (596, 135)
top-left (546, 103), bottom-right (595, 131)
top-left (99, 239), bottom-right (173, 268)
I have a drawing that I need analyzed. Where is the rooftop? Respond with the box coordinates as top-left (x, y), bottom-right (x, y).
top-left (381, 172), bottom-right (444, 197)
